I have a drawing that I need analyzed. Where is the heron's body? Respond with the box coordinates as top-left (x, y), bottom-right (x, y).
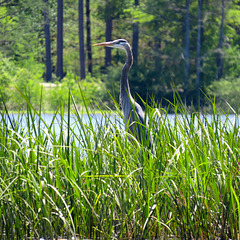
top-left (94, 39), bottom-right (151, 147)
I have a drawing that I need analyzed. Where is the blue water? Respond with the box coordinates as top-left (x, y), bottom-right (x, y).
top-left (2, 112), bottom-right (239, 138)
top-left (1, 113), bottom-right (124, 140)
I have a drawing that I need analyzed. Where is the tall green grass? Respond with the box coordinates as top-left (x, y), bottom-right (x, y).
top-left (0, 88), bottom-right (239, 239)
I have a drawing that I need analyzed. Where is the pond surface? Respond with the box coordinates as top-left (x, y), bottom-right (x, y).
top-left (2, 112), bottom-right (240, 138)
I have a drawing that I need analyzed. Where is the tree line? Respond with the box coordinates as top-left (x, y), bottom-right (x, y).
top-left (1, 0), bottom-right (240, 108)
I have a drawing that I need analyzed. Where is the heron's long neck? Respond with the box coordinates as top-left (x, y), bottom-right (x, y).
top-left (120, 45), bottom-right (133, 98)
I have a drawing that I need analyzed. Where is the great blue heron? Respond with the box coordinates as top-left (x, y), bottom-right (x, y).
top-left (94, 39), bottom-right (151, 148)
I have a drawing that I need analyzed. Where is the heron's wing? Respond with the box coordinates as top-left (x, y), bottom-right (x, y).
top-left (128, 107), bottom-right (144, 141)
top-left (135, 105), bottom-right (145, 125)
top-left (128, 108), bottom-right (144, 125)
top-left (128, 106), bottom-right (152, 148)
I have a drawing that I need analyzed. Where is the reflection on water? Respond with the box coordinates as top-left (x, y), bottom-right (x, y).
top-left (2, 112), bottom-right (239, 140)
top-left (3, 113), bottom-right (123, 134)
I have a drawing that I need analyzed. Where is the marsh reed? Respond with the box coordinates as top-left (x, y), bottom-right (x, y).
top-left (0, 89), bottom-right (239, 239)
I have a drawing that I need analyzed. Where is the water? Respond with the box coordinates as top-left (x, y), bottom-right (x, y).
top-left (2, 112), bottom-right (239, 141)
top-left (2, 112), bottom-right (123, 135)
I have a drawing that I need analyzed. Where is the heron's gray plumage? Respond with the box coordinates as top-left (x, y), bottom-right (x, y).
top-left (94, 39), bottom-right (152, 148)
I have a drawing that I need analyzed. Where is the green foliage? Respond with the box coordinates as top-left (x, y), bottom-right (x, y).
top-left (47, 73), bottom-right (107, 110)
top-left (0, 53), bottom-right (45, 110)
top-left (0, 0), bottom-right (47, 60)
top-left (8, 58), bottom-right (45, 110)
top-left (96, 0), bottom-right (129, 20)
top-left (0, 54), bottom-right (15, 104)
top-left (124, 4), bottom-right (155, 23)
top-left (1, 0), bottom-right (240, 110)
top-left (208, 76), bottom-right (240, 111)
top-left (223, 46), bottom-right (240, 78)
top-left (226, 2), bottom-right (240, 45)
top-left (103, 64), bottom-right (122, 100)
top-left (0, 55), bottom-right (106, 111)
top-left (80, 74), bottom-right (107, 104)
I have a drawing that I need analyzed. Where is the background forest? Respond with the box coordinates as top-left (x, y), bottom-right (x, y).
top-left (1, 0), bottom-right (240, 111)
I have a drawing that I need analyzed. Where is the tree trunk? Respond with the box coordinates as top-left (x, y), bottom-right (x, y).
top-left (132, 0), bottom-right (139, 65)
top-left (78, 0), bottom-right (86, 79)
top-left (105, 17), bottom-right (112, 67)
top-left (43, 0), bottom-right (52, 82)
top-left (154, 37), bottom-right (161, 72)
top-left (184, 0), bottom-right (190, 95)
top-left (196, 0), bottom-right (203, 105)
top-left (86, 0), bottom-right (92, 75)
top-left (216, 0), bottom-right (224, 80)
top-left (56, 0), bottom-right (64, 80)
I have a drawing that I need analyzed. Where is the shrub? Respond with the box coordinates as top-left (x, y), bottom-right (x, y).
top-left (208, 76), bottom-right (240, 111)
top-left (0, 53), bottom-right (45, 111)
top-left (0, 54), bottom-right (16, 106)
top-left (47, 72), bottom-right (107, 111)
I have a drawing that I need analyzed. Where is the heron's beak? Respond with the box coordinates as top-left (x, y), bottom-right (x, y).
top-left (93, 41), bottom-right (114, 47)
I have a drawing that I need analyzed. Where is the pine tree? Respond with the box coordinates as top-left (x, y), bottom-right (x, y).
top-left (132, 0), bottom-right (139, 65)
top-left (196, 0), bottom-right (203, 105)
top-left (56, 0), bottom-right (64, 80)
top-left (43, 0), bottom-right (52, 82)
top-left (105, 15), bottom-right (112, 67)
top-left (79, 0), bottom-right (86, 79)
top-left (86, 0), bottom-right (92, 75)
top-left (216, 0), bottom-right (225, 80)
top-left (185, 0), bottom-right (190, 95)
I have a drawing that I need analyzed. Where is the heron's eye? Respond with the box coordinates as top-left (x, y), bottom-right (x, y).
top-left (118, 40), bottom-right (126, 44)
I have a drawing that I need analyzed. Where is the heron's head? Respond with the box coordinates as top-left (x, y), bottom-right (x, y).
top-left (94, 39), bottom-right (129, 50)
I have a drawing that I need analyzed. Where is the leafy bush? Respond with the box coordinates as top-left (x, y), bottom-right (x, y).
top-left (208, 76), bottom-right (240, 111)
top-left (0, 54), bottom-right (15, 105)
top-left (0, 52), bottom-right (108, 112)
top-left (47, 72), bottom-right (107, 110)
top-left (8, 58), bottom-right (45, 110)
top-left (0, 53), bottom-right (44, 110)
top-left (103, 64), bottom-right (122, 100)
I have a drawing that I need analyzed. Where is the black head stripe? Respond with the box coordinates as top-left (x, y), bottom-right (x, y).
top-left (117, 39), bottom-right (127, 44)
